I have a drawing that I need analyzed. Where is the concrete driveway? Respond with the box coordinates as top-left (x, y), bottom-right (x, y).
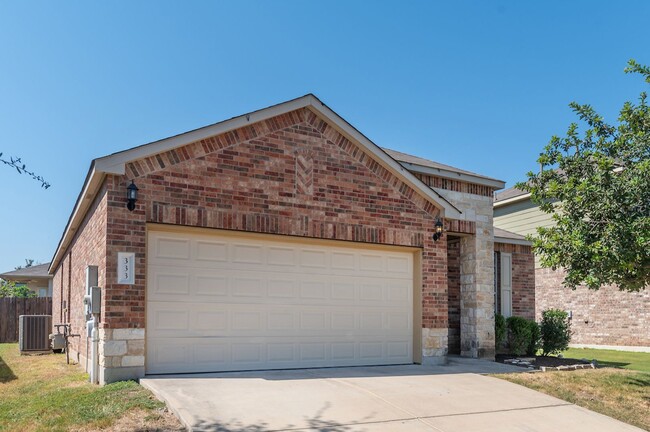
top-left (141, 358), bottom-right (642, 432)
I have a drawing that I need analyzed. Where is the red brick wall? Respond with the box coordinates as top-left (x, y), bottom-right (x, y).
top-left (494, 242), bottom-right (535, 320)
top-left (51, 184), bottom-right (108, 364)
top-left (102, 107), bottom-right (449, 331)
top-left (447, 237), bottom-right (461, 354)
top-left (413, 172), bottom-right (494, 197)
top-left (536, 267), bottom-right (650, 346)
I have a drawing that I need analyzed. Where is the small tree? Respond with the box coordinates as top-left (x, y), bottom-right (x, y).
top-left (518, 59), bottom-right (650, 292)
top-left (0, 280), bottom-right (37, 298)
top-left (540, 309), bottom-right (572, 356)
top-left (506, 316), bottom-right (534, 356)
top-left (495, 313), bottom-right (507, 349)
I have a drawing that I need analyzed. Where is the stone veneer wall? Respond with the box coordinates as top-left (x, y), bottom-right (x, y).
top-left (536, 267), bottom-right (650, 347)
top-left (437, 189), bottom-right (496, 359)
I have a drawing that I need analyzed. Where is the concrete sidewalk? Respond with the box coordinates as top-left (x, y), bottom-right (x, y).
top-left (141, 358), bottom-right (642, 431)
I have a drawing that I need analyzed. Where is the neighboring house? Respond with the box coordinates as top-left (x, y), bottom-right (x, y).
top-left (48, 94), bottom-right (535, 384)
top-left (494, 187), bottom-right (650, 349)
top-left (0, 263), bottom-right (53, 297)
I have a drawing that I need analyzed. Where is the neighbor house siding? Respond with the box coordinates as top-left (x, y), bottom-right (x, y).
top-left (494, 199), bottom-right (555, 242)
top-left (495, 196), bottom-right (650, 348)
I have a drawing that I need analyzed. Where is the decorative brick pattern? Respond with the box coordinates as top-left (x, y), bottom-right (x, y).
top-left (413, 172), bottom-right (494, 197)
top-left (536, 268), bottom-right (650, 346)
top-left (51, 105), bottom-right (507, 382)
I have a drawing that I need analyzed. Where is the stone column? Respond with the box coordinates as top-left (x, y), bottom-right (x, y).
top-left (460, 226), bottom-right (496, 359)
top-left (99, 328), bottom-right (145, 384)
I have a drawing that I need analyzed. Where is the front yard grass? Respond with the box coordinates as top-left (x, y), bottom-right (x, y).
top-left (0, 343), bottom-right (182, 431)
top-left (561, 347), bottom-right (650, 373)
top-left (494, 349), bottom-right (650, 431)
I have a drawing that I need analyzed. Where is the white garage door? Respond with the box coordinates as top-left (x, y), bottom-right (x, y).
top-left (146, 229), bottom-right (414, 374)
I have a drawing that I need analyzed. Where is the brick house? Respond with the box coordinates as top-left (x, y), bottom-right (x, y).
top-left (494, 187), bottom-right (650, 349)
top-left (49, 94), bottom-right (535, 383)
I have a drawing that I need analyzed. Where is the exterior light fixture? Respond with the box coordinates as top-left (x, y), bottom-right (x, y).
top-left (432, 218), bottom-right (444, 241)
top-left (126, 180), bottom-right (138, 211)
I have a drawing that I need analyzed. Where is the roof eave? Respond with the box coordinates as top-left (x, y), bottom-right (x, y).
top-left (49, 164), bottom-right (106, 274)
top-left (400, 161), bottom-right (505, 190)
top-left (494, 236), bottom-right (532, 246)
top-left (493, 192), bottom-right (531, 208)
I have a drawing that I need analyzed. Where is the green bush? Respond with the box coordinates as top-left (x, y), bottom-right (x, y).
top-left (527, 320), bottom-right (541, 356)
top-left (506, 316), bottom-right (533, 356)
top-left (540, 309), bottom-right (572, 356)
top-left (495, 314), bottom-right (507, 348)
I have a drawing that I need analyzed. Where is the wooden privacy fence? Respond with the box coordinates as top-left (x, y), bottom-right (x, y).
top-left (0, 297), bottom-right (52, 343)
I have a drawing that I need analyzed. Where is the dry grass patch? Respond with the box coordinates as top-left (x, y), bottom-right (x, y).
top-left (495, 368), bottom-right (650, 431)
top-left (0, 343), bottom-right (184, 432)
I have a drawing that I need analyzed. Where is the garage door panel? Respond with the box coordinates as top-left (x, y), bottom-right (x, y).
top-left (147, 230), bottom-right (414, 374)
top-left (146, 336), bottom-right (413, 374)
top-left (148, 301), bottom-right (411, 339)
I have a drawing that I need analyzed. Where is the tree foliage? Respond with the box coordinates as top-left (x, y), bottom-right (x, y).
top-left (0, 280), bottom-right (37, 298)
top-left (0, 153), bottom-right (50, 188)
top-left (518, 60), bottom-right (650, 291)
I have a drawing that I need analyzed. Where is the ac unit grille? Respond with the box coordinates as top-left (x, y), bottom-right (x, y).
top-left (19, 315), bottom-right (52, 352)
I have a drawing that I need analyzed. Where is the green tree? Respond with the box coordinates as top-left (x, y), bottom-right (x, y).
top-left (0, 280), bottom-right (37, 298)
top-left (518, 60), bottom-right (650, 292)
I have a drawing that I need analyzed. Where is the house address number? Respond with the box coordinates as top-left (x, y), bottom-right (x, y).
top-left (117, 252), bottom-right (135, 285)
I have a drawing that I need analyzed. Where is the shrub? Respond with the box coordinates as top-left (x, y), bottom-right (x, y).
top-left (495, 314), bottom-right (507, 348)
top-left (506, 316), bottom-right (533, 356)
top-left (540, 309), bottom-right (572, 356)
top-left (526, 320), bottom-right (541, 356)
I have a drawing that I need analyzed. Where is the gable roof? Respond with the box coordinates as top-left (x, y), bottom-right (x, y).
top-left (1, 263), bottom-right (52, 280)
top-left (383, 148), bottom-right (505, 189)
top-left (50, 94), bottom-right (490, 273)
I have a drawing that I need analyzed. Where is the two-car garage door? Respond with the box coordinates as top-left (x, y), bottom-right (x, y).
top-left (146, 228), bottom-right (415, 374)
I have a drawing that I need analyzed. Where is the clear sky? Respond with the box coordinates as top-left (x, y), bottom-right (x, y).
top-left (0, 1), bottom-right (648, 272)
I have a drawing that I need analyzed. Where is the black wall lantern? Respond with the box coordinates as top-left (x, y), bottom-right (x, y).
top-left (126, 180), bottom-right (139, 211)
top-left (432, 218), bottom-right (444, 241)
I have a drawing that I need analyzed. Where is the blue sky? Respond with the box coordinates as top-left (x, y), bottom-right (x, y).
top-left (0, 1), bottom-right (648, 272)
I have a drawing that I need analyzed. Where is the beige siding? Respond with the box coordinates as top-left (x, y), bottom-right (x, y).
top-left (494, 199), bottom-right (555, 237)
top-left (494, 198), bottom-right (557, 268)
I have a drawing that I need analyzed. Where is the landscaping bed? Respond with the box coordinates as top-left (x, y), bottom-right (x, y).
top-left (0, 343), bottom-right (183, 431)
top-left (496, 353), bottom-right (594, 370)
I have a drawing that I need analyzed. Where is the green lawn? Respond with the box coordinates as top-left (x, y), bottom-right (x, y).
top-left (0, 343), bottom-right (182, 431)
top-left (495, 348), bottom-right (650, 431)
top-left (562, 347), bottom-right (650, 373)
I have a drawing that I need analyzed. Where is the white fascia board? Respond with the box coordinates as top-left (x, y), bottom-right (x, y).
top-left (399, 161), bottom-right (505, 190)
top-left (48, 166), bottom-right (106, 274)
top-left (94, 96), bottom-right (314, 175)
top-left (493, 193), bottom-right (532, 208)
top-left (494, 236), bottom-right (532, 246)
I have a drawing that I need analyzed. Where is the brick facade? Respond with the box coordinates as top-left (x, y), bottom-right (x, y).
top-left (494, 242), bottom-right (535, 320)
top-left (536, 268), bottom-right (650, 347)
top-left (446, 237), bottom-right (461, 354)
top-left (51, 184), bottom-right (108, 368)
top-left (51, 101), bottom-right (510, 383)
